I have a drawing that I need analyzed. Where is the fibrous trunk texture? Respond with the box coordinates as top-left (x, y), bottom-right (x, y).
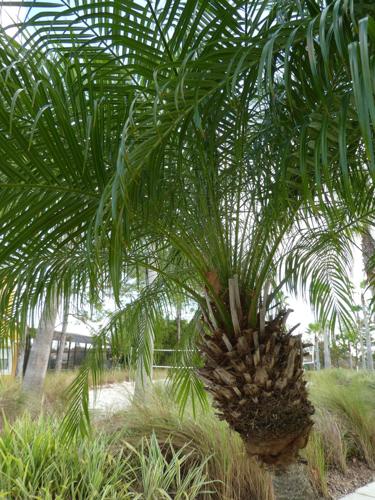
top-left (199, 311), bottom-right (314, 465)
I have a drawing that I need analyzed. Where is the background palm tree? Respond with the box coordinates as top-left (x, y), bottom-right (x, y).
top-left (22, 290), bottom-right (59, 395)
top-left (0, 0), bottom-right (375, 465)
top-left (55, 302), bottom-right (70, 372)
top-left (307, 322), bottom-right (321, 371)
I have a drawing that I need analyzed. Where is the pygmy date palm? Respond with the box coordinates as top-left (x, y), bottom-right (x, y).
top-left (1, 0), bottom-right (375, 465)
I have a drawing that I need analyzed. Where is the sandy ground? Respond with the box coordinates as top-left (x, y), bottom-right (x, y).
top-left (89, 381), bottom-right (135, 413)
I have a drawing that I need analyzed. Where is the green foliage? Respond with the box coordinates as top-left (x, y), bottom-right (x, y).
top-left (105, 385), bottom-right (275, 500)
top-left (1, 0), bottom-right (375, 437)
top-left (305, 368), bottom-right (375, 494)
top-left (304, 430), bottom-right (329, 498)
top-left (124, 433), bottom-right (212, 499)
top-left (0, 377), bottom-right (23, 426)
top-left (0, 415), bottom-right (131, 498)
top-left (1, 369), bottom-right (375, 499)
top-left (0, 414), bottom-right (213, 499)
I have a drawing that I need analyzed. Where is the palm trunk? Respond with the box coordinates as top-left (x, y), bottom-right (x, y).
top-left (134, 268), bottom-right (157, 400)
top-left (359, 326), bottom-right (366, 370)
top-left (355, 311), bottom-right (367, 370)
top-left (22, 293), bottom-right (59, 395)
top-left (361, 294), bottom-right (373, 370)
top-left (176, 303), bottom-right (181, 342)
top-left (199, 277), bottom-right (314, 465)
top-left (55, 304), bottom-right (69, 372)
top-left (15, 330), bottom-right (26, 380)
top-left (323, 329), bottom-right (331, 368)
top-left (362, 231), bottom-right (374, 370)
top-left (362, 230), bottom-right (375, 295)
top-left (348, 342), bottom-right (353, 369)
top-left (314, 334), bottom-right (320, 370)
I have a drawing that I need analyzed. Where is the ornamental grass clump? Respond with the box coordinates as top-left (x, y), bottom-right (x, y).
top-left (108, 385), bottom-right (274, 500)
top-left (0, 414), bottom-right (213, 499)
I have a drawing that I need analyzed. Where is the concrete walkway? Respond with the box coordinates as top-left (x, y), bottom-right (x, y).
top-left (89, 380), bottom-right (135, 413)
top-left (341, 482), bottom-right (375, 499)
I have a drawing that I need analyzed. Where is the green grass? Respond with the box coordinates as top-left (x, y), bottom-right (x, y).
top-left (0, 376), bottom-right (24, 424)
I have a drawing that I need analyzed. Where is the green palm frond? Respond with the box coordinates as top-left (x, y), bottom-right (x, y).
top-left (1, 0), bottom-right (375, 438)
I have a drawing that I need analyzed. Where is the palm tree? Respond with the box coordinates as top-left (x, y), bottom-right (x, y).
top-left (22, 290), bottom-right (59, 395)
top-left (55, 302), bottom-right (69, 372)
top-left (0, 0), bottom-right (375, 466)
top-left (362, 230), bottom-right (375, 296)
top-left (307, 323), bottom-right (321, 371)
top-left (361, 231), bottom-right (375, 370)
top-left (353, 304), bottom-right (367, 369)
top-left (360, 289), bottom-right (374, 371)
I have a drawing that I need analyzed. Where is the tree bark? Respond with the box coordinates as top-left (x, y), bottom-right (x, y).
top-left (323, 329), bottom-right (331, 368)
top-left (361, 293), bottom-right (373, 370)
top-left (314, 334), bottom-right (320, 370)
top-left (55, 304), bottom-right (69, 372)
top-left (359, 329), bottom-right (367, 370)
top-left (176, 303), bottom-right (181, 342)
top-left (362, 230), bottom-right (375, 295)
top-left (362, 230), bottom-right (374, 370)
top-left (15, 331), bottom-right (26, 380)
top-left (22, 293), bottom-right (59, 395)
top-left (134, 268), bottom-right (157, 400)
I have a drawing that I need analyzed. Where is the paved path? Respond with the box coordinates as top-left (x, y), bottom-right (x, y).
top-left (341, 482), bottom-right (375, 499)
top-left (89, 380), bottom-right (135, 413)
top-left (88, 379), bottom-right (166, 414)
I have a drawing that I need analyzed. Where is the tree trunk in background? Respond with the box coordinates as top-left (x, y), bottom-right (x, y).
top-left (362, 230), bottom-right (374, 370)
top-left (361, 293), bottom-right (373, 371)
top-left (348, 342), bottom-right (353, 369)
top-left (362, 230), bottom-right (375, 294)
top-left (314, 334), bottom-right (320, 370)
top-left (359, 329), bottom-right (367, 370)
top-left (22, 294), bottom-right (59, 395)
top-left (323, 329), bottom-right (331, 368)
top-left (176, 303), bottom-right (181, 342)
top-left (55, 304), bottom-right (69, 372)
top-left (134, 268), bottom-right (157, 400)
top-left (15, 328), bottom-right (27, 380)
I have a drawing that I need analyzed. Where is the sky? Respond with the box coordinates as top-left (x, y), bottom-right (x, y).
top-left (0, 4), bottom-right (369, 339)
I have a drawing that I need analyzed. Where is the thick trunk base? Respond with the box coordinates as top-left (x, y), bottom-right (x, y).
top-left (245, 424), bottom-right (312, 465)
top-left (199, 312), bottom-right (314, 465)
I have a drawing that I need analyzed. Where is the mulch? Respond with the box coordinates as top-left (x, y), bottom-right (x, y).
top-left (327, 459), bottom-right (375, 499)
